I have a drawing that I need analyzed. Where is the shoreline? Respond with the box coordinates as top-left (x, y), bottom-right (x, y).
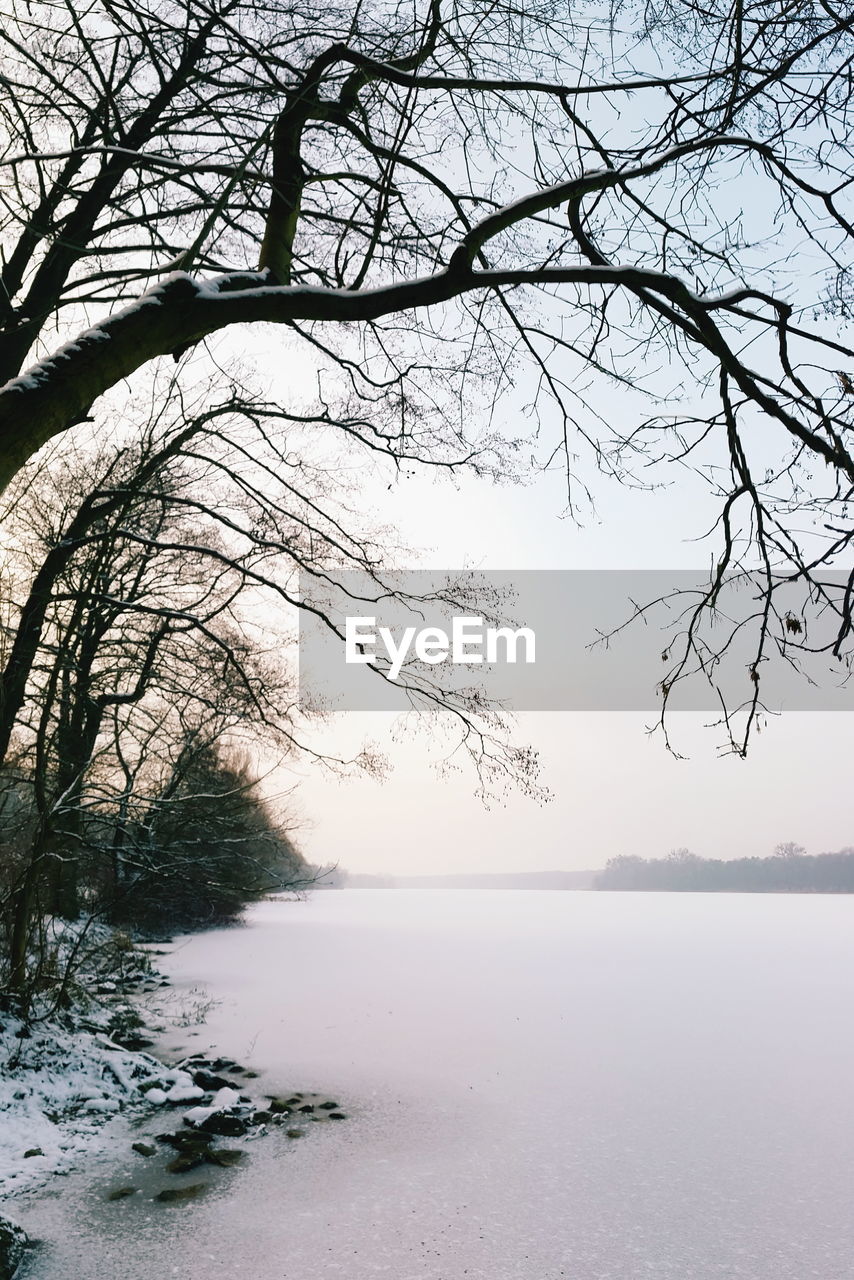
top-left (1, 926), bottom-right (345, 1278)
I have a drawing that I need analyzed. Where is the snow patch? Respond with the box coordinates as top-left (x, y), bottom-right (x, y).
top-left (164, 1082), bottom-right (205, 1103)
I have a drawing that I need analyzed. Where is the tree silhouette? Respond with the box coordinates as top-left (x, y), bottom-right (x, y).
top-left (1, 1), bottom-right (853, 748)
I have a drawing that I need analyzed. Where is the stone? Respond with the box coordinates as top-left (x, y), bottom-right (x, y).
top-left (157, 1130), bottom-right (214, 1150)
top-left (204, 1148), bottom-right (244, 1167)
top-left (209, 1058), bottom-right (242, 1073)
top-left (107, 1187), bottom-right (137, 1202)
top-left (23, 1148), bottom-right (43, 1158)
top-left (192, 1070), bottom-right (231, 1091)
top-left (131, 1142), bottom-right (156, 1157)
top-left (165, 1083), bottom-right (205, 1104)
top-left (197, 1112), bottom-right (251, 1138)
top-left (328, 1113), bottom-right (347, 1120)
top-left (156, 1184), bottom-right (206, 1203)
top-left (209, 1086), bottom-right (242, 1111)
top-left (297, 1104), bottom-right (315, 1114)
top-left (167, 1152), bottom-right (206, 1174)
top-left (267, 1099), bottom-right (292, 1114)
top-left (285, 1129), bottom-right (304, 1139)
top-left (0, 1215), bottom-right (28, 1280)
top-left (318, 1101), bottom-right (341, 1111)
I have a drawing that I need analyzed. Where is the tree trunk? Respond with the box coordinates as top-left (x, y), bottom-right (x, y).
top-left (7, 860), bottom-right (38, 999)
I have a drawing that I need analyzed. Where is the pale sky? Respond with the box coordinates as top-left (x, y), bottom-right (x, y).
top-left (209, 124), bottom-right (854, 880)
top-left (6, 12), bottom-right (850, 883)
top-left (278, 455), bottom-right (854, 876)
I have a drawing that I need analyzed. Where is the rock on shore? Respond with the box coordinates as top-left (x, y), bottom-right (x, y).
top-left (0, 1215), bottom-right (28, 1279)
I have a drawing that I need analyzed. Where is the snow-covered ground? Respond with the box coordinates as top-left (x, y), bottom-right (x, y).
top-left (14, 889), bottom-right (854, 1279)
top-left (0, 1011), bottom-right (163, 1198)
top-left (0, 925), bottom-right (171, 1202)
top-left (0, 928), bottom-right (265, 1208)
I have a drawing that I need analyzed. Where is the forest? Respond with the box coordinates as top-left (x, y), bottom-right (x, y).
top-left (596, 846), bottom-right (854, 893)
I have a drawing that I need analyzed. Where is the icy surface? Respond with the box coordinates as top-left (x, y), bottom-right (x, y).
top-left (16, 889), bottom-right (854, 1278)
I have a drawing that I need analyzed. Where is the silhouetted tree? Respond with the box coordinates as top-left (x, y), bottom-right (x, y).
top-left (1, 2), bottom-right (854, 748)
top-left (0, 416), bottom-right (317, 1001)
top-left (111, 741), bottom-right (306, 932)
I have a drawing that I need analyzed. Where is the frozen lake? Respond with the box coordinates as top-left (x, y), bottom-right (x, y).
top-left (17, 889), bottom-right (854, 1278)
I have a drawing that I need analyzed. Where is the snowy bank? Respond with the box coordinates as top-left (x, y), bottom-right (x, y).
top-left (0, 1011), bottom-right (164, 1199)
top-left (2, 921), bottom-right (349, 1278)
top-left (0, 924), bottom-right (170, 1201)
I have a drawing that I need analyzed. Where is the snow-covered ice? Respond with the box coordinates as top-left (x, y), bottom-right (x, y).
top-left (14, 889), bottom-right (854, 1278)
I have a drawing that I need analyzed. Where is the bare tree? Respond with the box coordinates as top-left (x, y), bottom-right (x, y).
top-left (113, 737), bottom-right (308, 934)
top-left (0, 0), bottom-right (853, 750)
top-left (0, 376), bottom-right (534, 1001)
top-left (0, 417), bottom-right (311, 997)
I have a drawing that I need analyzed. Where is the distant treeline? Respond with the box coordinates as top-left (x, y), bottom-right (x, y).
top-left (595, 846), bottom-right (854, 893)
